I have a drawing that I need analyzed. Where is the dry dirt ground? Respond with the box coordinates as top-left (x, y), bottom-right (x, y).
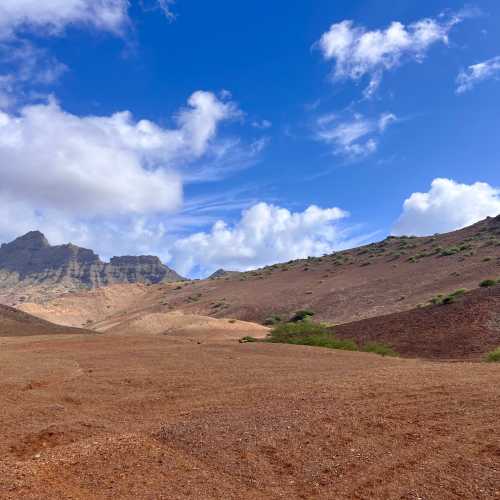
top-left (1, 324), bottom-right (499, 499)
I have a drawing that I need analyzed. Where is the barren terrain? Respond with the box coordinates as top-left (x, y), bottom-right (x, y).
top-left (1, 323), bottom-right (499, 499)
top-left (1, 217), bottom-right (500, 499)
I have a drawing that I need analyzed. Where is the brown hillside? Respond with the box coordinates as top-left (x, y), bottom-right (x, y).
top-left (335, 284), bottom-right (500, 360)
top-left (0, 304), bottom-right (91, 337)
top-left (18, 216), bottom-right (500, 330)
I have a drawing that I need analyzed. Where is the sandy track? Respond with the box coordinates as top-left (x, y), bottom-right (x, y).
top-left (1, 331), bottom-right (499, 499)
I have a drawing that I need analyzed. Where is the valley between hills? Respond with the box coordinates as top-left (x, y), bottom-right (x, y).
top-left (0, 216), bottom-right (499, 499)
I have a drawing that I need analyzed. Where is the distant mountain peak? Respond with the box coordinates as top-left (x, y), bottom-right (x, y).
top-left (6, 231), bottom-right (50, 250)
top-left (0, 231), bottom-right (185, 297)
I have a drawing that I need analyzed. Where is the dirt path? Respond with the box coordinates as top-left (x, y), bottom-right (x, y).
top-left (1, 330), bottom-right (499, 499)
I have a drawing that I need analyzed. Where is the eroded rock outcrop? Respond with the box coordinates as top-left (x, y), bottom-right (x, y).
top-left (0, 231), bottom-right (184, 304)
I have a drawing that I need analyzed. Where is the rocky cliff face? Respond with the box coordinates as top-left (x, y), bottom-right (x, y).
top-left (0, 231), bottom-right (184, 303)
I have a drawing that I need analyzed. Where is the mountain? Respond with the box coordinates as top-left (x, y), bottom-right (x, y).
top-left (208, 268), bottom-right (241, 280)
top-left (17, 216), bottom-right (500, 347)
top-left (0, 231), bottom-right (184, 304)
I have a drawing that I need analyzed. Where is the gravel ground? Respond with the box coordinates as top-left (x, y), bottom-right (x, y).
top-left (1, 331), bottom-right (499, 499)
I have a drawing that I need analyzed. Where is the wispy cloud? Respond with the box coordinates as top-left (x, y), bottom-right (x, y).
top-left (456, 55), bottom-right (500, 94)
top-left (315, 112), bottom-right (397, 159)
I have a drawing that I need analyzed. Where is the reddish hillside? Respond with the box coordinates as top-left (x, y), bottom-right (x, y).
top-left (13, 215), bottom-right (500, 332)
top-left (334, 284), bottom-right (500, 360)
top-left (0, 304), bottom-right (91, 337)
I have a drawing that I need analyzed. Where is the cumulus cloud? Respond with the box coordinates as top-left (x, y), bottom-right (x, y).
top-left (315, 112), bottom-right (396, 158)
top-left (169, 202), bottom-right (350, 276)
top-left (393, 178), bottom-right (500, 236)
top-left (0, 91), bottom-right (237, 216)
top-left (456, 56), bottom-right (500, 94)
top-left (317, 12), bottom-right (466, 97)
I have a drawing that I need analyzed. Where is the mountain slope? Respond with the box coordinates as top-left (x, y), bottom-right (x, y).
top-left (16, 216), bottom-right (500, 333)
top-left (0, 304), bottom-right (91, 337)
top-left (334, 284), bottom-right (500, 359)
top-left (0, 231), bottom-right (184, 305)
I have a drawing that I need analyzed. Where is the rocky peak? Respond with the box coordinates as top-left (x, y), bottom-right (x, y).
top-left (1, 231), bottom-right (49, 251)
top-left (0, 231), bottom-right (185, 293)
top-left (208, 268), bottom-right (240, 279)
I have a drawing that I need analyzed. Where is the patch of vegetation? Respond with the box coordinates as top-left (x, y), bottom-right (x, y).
top-left (289, 309), bottom-right (315, 322)
top-left (267, 322), bottom-right (357, 351)
top-left (479, 279), bottom-right (498, 288)
top-left (429, 289), bottom-right (467, 305)
top-left (440, 246), bottom-right (461, 256)
top-left (485, 347), bottom-right (500, 362)
top-left (362, 342), bottom-right (399, 357)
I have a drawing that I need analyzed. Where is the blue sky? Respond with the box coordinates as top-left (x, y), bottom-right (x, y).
top-left (0, 0), bottom-right (499, 277)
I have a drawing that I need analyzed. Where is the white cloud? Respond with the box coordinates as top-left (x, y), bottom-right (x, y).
top-left (169, 202), bottom-right (350, 276)
top-left (0, 0), bottom-right (129, 39)
top-left (0, 91), bottom-right (237, 216)
top-left (456, 56), bottom-right (500, 94)
top-left (393, 178), bottom-right (500, 236)
top-left (317, 12), bottom-right (466, 97)
top-left (315, 112), bottom-right (396, 158)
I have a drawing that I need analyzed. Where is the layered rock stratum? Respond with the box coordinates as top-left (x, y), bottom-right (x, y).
top-left (0, 231), bottom-right (184, 304)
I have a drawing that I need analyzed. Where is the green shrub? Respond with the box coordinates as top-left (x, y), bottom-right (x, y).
top-left (362, 342), bottom-right (399, 357)
top-left (267, 322), bottom-right (357, 351)
top-left (440, 246), bottom-right (460, 256)
top-left (429, 294), bottom-right (444, 305)
top-left (479, 279), bottom-right (497, 288)
top-left (290, 309), bottom-right (315, 322)
top-left (430, 289), bottom-right (467, 305)
top-left (485, 348), bottom-right (500, 362)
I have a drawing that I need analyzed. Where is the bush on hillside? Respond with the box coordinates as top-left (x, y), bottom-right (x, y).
top-left (479, 279), bottom-right (497, 288)
top-left (289, 309), bottom-right (315, 322)
top-left (485, 347), bottom-right (500, 362)
top-left (362, 342), bottom-right (399, 357)
top-left (267, 322), bottom-right (357, 351)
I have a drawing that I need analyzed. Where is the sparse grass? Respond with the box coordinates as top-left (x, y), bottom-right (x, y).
top-left (440, 246), bottom-right (460, 256)
top-left (429, 289), bottom-right (467, 306)
top-left (485, 347), bottom-right (500, 362)
top-left (362, 342), bottom-right (399, 357)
